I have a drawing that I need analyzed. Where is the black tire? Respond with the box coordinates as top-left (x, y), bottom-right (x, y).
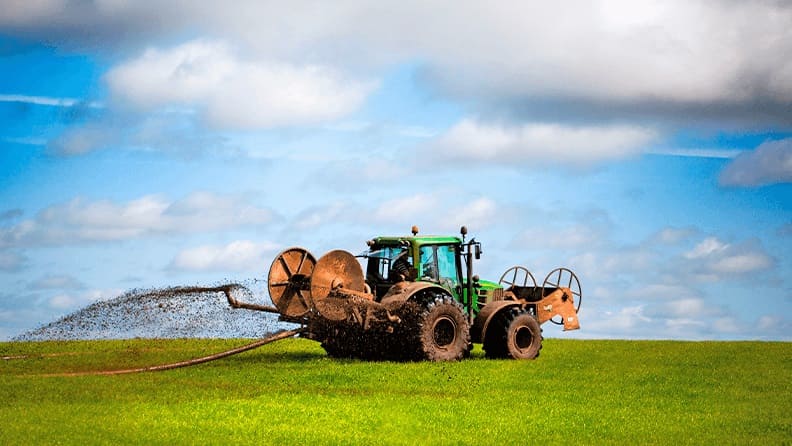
top-left (484, 307), bottom-right (542, 359)
top-left (412, 292), bottom-right (470, 361)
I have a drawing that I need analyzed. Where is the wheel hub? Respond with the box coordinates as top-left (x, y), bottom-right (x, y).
top-left (432, 317), bottom-right (457, 348)
top-left (514, 326), bottom-right (533, 350)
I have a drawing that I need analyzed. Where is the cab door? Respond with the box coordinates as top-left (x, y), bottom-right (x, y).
top-left (417, 244), bottom-right (463, 301)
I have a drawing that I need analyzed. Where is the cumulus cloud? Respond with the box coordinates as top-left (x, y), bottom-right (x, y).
top-left (683, 237), bottom-right (774, 277)
top-left (49, 122), bottom-right (114, 155)
top-left (719, 138), bottom-right (792, 187)
top-left (684, 237), bottom-right (729, 259)
top-left (292, 203), bottom-right (349, 230)
top-left (106, 39), bottom-right (376, 129)
top-left (169, 240), bottom-right (279, 272)
top-left (442, 197), bottom-right (499, 231)
top-left (3, 1), bottom-right (790, 128)
top-left (427, 119), bottom-right (658, 167)
top-left (651, 226), bottom-right (699, 245)
top-left (644, 298), bottom-right (723, 319)
top-left (372, 193), bottom-right (438, 222)
top-left (0, 192), bottom-right (274, 247)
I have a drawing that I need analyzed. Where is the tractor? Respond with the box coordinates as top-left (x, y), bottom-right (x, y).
top-left (250, 226), bottom-right (582, 361)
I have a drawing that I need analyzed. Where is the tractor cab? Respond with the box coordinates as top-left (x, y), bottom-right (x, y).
top-left (357, 227), bottom-right (503, 319)
top-left (358, 234), bottom-right (466, 301)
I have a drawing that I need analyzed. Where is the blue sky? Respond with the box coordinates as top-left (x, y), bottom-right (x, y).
top-left (0, 1), bottom-right (790, 341)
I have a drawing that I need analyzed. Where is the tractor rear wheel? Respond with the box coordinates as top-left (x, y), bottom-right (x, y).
top-left (412, 292), bottom-right (470, 361)
top-left (484, 307), bottom-right (542, 359)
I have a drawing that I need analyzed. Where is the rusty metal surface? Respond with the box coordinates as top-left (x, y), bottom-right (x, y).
top-left (537, 287), bottom-right (580, 331)
top-left (268, 247), bottom-right (316, 318)
top-left (310, 250), bottom-right (367, 301)
top-left (541, 267), bottom-right (582, 326)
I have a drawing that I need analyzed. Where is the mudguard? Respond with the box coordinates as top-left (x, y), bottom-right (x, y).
top-left (470, 300), bottom-right (524, 344)
top-left (380, 281), bottom-right (452, 306)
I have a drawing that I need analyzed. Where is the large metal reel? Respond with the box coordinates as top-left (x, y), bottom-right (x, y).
top-left (498, 266), bottom-right (538, 289)
top-left (268, 247), bottom-right (317, 318)
top-left (310, 250), bottom-right (367, 300)
top-left (541, 267), bottom-right (582, 326)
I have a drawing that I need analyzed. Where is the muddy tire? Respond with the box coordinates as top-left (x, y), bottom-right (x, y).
top-left (412, 292), bottom-right (470, 361)
top-left (484, 307), bottom-right (542, 359)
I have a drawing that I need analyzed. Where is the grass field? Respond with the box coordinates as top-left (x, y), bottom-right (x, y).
top-left (1, 338), bottom-right (790, 445)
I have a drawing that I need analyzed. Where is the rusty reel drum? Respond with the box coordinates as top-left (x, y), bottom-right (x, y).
top-left (541, 267), bottom-right (582, 325)
top-left (268, 247), bottom-right (370, 320)
top-left (268, 247), bottom-right (317, 319)
top-left (498, 266), bottom-right (538, 289)
top-left (309, 250), bottom-right (367, 300)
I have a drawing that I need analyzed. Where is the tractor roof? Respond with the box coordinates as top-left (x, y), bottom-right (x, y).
top-left (372, 235), bottom-right (462, 245)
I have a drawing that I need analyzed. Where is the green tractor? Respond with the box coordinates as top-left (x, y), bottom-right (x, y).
top-left (265, 226), bottom-right (581, 361)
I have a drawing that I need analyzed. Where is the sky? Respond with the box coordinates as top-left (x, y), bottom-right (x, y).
top-left (0, 1), bottom-right (790, 341)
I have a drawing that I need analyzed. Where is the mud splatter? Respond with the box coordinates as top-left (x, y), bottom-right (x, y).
top-left (14, 279), bottom-right (296, 341)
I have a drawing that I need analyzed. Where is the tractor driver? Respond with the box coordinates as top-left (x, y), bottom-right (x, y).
top-left (391, 252), bottom-right (413, 282)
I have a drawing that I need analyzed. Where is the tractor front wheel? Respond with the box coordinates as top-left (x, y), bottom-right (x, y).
top-left (484, 307), bottom-right (542, 359)
top-left (412, 292), bottom-right (470, 361)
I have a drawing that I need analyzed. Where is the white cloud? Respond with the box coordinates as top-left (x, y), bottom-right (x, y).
top-left (293, 203), bottom-right (349, 230)
top-left (170, 240), bottom-right (279, 272)
top-left (647, 148), bottom-right (744, 159)
top-left (646, 298), bottom-right (721, 319)
top-left (373, 193), bottom-right (438, 222)
top-left (0, 0), bottom-right (67, 26)
top-left (709, 253), bottom-right (773, 274)
top-left (0, 192), bottom-right (274, 247)
top-left (429, 119), bottom-right (658, 167)
top-left (434, 197), bottom-right (500, 233)
top-left (106, 39), bottom-right (376, 129)
top-left (712, 317), bottom-right (743, 334)
top-left (0, 94), bottom-right (102, 108)
top-left (683, 237), bottom-right (774, 277)
top-left (582, 305), bottom-right (652, 336)
top-left (623, 284), bottom-right (702, 302)
top-left (685, 237), bottom-right (729, 259)
top-left (719, 138), bottom-right (792, 187)
top-left (651, 227), bottom-right (698, 245)
top-left (5, 1), bottom-right (790, 126)
top-left (519, 224), bottom-right (607, 251)
top-left (754, 316), bottom-right (791, 340)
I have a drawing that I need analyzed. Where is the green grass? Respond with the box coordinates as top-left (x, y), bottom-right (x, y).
top-left (1, 338), bottom-right (790, 445)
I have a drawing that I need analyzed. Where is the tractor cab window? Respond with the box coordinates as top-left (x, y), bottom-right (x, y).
top-left (361, 246), bottom-right (408, 281)
top-left (419, 244), bottom-right (460, 289)
top-left (419, 246), bottom-right (437, 281)
top-left (360, 245), bottom-right (412, 300)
